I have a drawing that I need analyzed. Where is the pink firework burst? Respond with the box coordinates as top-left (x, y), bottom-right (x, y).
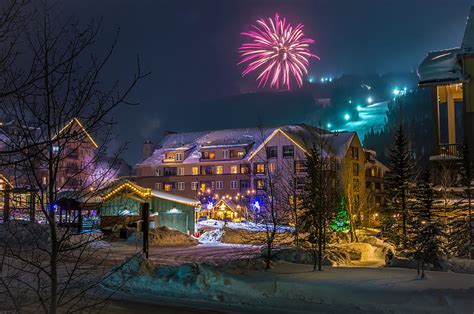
top-left (238, 13), bottom-right (319, 90)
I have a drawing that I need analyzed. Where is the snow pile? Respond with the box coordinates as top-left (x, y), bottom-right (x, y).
top-left (0, 221), bottom-right (50, 248)
top-left (197, 219), bottom-right (293, 233)
top-left (128, 226), bottom-right (198, 247)
top-left (198, 229), bottom-right (224, 244)
top-left (272, 247), bottom-right (352, 266)
top-left (107, 254), bottom-right (474, 313)
top-left (221, 227), bottom-right (293, 245)
top-left (441, 258), bottom-right (474, 274)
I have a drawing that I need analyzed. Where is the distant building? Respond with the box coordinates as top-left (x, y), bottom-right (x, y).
top-left (134, 124), bottom-right (387, 219)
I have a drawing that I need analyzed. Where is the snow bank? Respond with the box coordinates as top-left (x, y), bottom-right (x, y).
top-left (128, 226), bottom-right (198, 247)
top-left (106, 254), bottom-right (474, 313)
top-left (272, 247), bottom-right (352, 266)
top-left (442, 258), bottom-right (474, 274)
top-left (197, 219), bottom-right (293, 233)
top-left (199, 229), bottom-right (224, 244)
top-left (221, 227), bottom-right (293, 245)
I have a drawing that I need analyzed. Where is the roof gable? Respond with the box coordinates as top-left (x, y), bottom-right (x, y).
top-left (53, 118), bottom-right (98, 148)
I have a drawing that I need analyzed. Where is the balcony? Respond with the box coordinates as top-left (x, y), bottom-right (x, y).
top-left (431, 144), bottom-right (463, 161)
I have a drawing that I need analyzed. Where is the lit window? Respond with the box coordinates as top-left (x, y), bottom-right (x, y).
top-left (255, 179), bottom-right (265, 190)
top-left (42, 176), bottom-right (47, 185)
top-left (231, 165), bottom-right (238, 174)
top-left (237, 151), bottom-right (245, 158)
top-left (222, 150), bottom-right (230, 159)
top-left (192, 167), bottom-right (199, 175)
top-left (178, 167), bottom-right (185, 176)
top-left (191, 182), bottom-right (198, 191)
top-left (176, 153), bottom-right (183, 161)
top-left (177, 182), bottom-right (185, 191)
top-left (164, 183), bottom-right (173, 192)
top-left (240, 164), bottom-right (250, 174)
top-left (155, 182), bottom-right (162, 190)
top-left (216, 181), bottom-right (223, 190)
top-left (52, 146), bottom-right (59, 153)
top-left (295, 161), bottom-right (307, 173)
top-left (268, 162), bottom-right (276, 173)
top-left (216, 166), bottom-right (223, 175)
top-left (256, 163), bottom-right (265, 174)
top-left (230, 181), bottom-right (238, 190)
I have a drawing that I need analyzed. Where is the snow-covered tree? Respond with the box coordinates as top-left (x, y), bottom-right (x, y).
top-left (384, 124), bottom-right (415, 249)
top-left (409, 169), bottom-right (444, 278)
top-left (301, 140), bottom-right (336, 271)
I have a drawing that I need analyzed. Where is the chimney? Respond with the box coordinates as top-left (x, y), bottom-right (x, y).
top-left (143, 140), bottom-right (154, 160)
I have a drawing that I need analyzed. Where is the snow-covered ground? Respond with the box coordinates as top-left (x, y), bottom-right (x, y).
top-left (197, 219), bottom-right (294, 233)
top-left (105, 254), bottom-right (474, 314)
top-left (343, 101), bottom-right (388, 137)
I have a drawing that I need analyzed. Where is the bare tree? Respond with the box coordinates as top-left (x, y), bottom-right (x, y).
top-left (0, 3), bottom-right (148, 312)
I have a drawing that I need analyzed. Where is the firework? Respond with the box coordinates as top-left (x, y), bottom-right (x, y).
top-left (238, 13), bottom-right (319, 90)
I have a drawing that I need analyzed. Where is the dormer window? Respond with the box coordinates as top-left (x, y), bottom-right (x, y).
top-left (238, 151), bottom-right (245, 158)
top-left (176, 153), bottom-right (183, 161)
top-left (222, 150), bottom-right (230, 159)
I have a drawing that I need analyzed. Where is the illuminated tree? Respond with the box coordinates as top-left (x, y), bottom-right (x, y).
top-left (330, 197), bottom-right (350, 232)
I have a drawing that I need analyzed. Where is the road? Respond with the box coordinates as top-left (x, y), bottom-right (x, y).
top-left (101, 242), bottom-right (263, 266)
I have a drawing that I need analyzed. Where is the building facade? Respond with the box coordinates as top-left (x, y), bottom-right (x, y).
top-left (135, 124), bottom-right (382, 217)
top-left (418, 7), bottom-right (474, 164)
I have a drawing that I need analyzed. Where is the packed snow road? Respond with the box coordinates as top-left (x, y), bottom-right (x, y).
top-left (101, 242), bottom-right (262, 266)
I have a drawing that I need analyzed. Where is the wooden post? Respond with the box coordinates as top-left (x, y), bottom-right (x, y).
top-left (141, 202), bottom-right (149, 258)
top-left (3, 186), bottom-right (9, 223)
top-left (29, 191), bottom-right (35, 223)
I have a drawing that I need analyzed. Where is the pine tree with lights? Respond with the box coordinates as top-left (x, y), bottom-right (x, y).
top-left (384, 124), bottom-right (415, 249)
top-left (330, 197), bottom-right (350, 232)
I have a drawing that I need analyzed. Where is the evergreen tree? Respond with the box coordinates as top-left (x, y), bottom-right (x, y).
top-left (458, 144), bottom-right (473, 258)
top-left (409, 169), bottom-right (444, 278)
top-left (301, 142), bottom-right (336, 271)
top-left (384, 124), bottom-right (415, 249)
top-left (330, 197), bottom-right (350, 232)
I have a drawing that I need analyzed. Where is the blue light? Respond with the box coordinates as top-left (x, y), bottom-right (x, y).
top-left (253, 201), bottom-right (260, 211)
top-left (393, 88), bottom-right (400, 96)
top-left (329, 77), bottom-right (333, 82)
top-left (349, 100), bottom-right (352, 104)
top-left (367, 97), bottom-right (373, 104)
top-left (344, 113), bottom-right (350, 121)
top-left (308, 76), bottom-right (314, 83)
top-left (356, 105), bottom-right (362, 111)
top-left (327, 123), bottom-right (332, 128)
top-left (320, 77), bottom-right (325, 83)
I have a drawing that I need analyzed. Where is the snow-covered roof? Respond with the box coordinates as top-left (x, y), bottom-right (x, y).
top-left (151, 189), bottom-right (200, 206)
top-left (417, 48), bottom-right (466, 86)
top-left (138, 124), bottom-right (359, 166)
top-left (418, 6), bottom-right (474, 86)
top-left (321, 132), bottom-right (356, 158)
top-left (461, 6), bottom-right (474, 52)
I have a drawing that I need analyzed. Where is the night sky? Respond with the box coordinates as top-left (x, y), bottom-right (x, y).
top-left (59, 0), bottom-right (471, 164)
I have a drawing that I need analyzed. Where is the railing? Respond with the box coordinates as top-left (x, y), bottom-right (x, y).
top-left (438, 144), bottom-right (463, 158)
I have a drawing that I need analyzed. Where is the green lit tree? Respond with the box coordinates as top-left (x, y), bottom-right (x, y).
top-left (330, 197), bottom-right (350, 232)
